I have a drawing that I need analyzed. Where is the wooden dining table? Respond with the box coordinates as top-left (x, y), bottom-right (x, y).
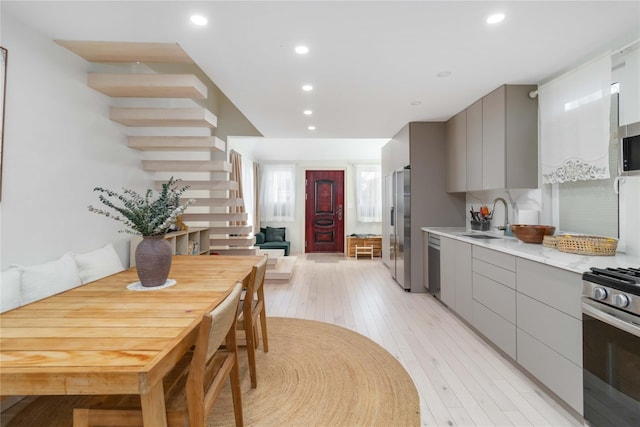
top-left (0, 254), bottom-right (264, 426)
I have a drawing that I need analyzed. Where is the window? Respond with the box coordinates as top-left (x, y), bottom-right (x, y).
top-left (556, 89), bottom-right (619, 237)
top-left (355, 164), bottom-right (382, 222)
top-left (259, 164), bottom-right (296, 221)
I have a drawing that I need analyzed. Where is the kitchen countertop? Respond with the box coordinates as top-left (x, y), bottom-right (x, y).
top-left (422, 227), bottom-right (640, 275)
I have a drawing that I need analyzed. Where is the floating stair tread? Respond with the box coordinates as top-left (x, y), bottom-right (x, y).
top-left (88, 73), bottom-right (207, 98)
top-left (208, 226), bottom-right (253, 234)
top-left (110, 107), bottom-right (217, 128)
top-left (210, 237), bottom-right (255, 247)
top-left (128, 136), bottom-right (225, 152)
top-left (142, 160), bottom-right (231, 173)
top-left (182, 213), bottom-right (248, 221)
top-left (265, 256), bottom-right (297, 281)
top-left (185, 198), bottom-right (245, 207)
top-left (154, 180), bottom-right (238, 191)
top-left (209, 247), bottom-right (257, 256)
top-left (55, 40), bottom-right (193, 63)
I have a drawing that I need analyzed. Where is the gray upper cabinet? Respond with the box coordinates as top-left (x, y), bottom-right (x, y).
top-left (482, 86), bottom-right (507, 189)
top-left (483, 84), bottom-right (539, 190)
top-left (466, 99), bottom-right (483, 191)
top-left (446, 84), bottom-right (538, 192)
top-left (445, 110), bottom-right (467, 193)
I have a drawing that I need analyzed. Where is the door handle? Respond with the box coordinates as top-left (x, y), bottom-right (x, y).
top-left (337, 204), bottom-right (343, 220)
top-left (390, 207), bottom-right (395, 226)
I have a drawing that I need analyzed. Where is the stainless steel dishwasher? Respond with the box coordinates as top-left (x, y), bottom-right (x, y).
top-left (426, 234), bottom-right (440, 295)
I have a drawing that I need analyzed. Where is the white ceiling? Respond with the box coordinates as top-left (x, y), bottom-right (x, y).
top-left (3, 1), bottom-right (639, 139)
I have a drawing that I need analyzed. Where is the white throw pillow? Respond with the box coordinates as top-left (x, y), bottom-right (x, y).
top-left (1, 268), bottom-right (22, 312)
top-left (73, 243), bottom-right (124, 283)
top-left (20, 253), bottom-right (83, 305)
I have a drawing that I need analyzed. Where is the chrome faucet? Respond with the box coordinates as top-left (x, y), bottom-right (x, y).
top-left (491, 197), bottom-right (511, 235)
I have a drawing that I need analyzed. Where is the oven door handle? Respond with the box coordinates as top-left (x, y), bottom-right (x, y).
top-left (582, 299), bottom-right (640, 338)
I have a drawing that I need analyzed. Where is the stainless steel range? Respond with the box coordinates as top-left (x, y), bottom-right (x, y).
top-left (582, 267), bottom-right (640, 427)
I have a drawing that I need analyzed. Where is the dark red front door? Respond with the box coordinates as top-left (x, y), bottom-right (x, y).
top-left (305, 170), bottom-right (344, 253)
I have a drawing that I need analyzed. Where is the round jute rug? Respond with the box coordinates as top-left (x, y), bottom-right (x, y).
top-left (207, 316), bottom-right (420, 426)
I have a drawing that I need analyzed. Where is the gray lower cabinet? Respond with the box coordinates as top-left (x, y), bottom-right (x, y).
top-left (473, 300), bottom-right (517, 359)
top-left (517, 330), bottom-right (583, 413)
top-left (515, 258), bottom-right (583, 414)
top-left (454, 241), bottom-right (472, 322)
top-left (440, 241), bottom-right (584, 415)
top-left (471, 247), bottom-right (517, 359)
top-left (440, 236), bottom-right (455, 307)
top-left (439, 236), bottom-right (472, 323)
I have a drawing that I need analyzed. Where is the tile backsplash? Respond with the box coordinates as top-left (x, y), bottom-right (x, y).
top-left (466, 189), bottom-right (542, 231)
top-left (466, 182), bottom-right (639, 257)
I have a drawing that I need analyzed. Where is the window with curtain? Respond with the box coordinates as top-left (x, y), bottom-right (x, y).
top-left (259, 164), bottom-right (296, 222)
top-left (539, 54), bottom-right (612, 183)
top-left (558, 92), bottom-right (619, 237)
top-left (241, 156), bottom-right (255, 228)
top-left (355, 164), bottom-right (382, 222)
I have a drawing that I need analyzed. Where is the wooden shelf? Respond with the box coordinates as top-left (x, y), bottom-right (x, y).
top-left (128, 136), bottom-right (225, 152)
top-left (110, 107), bottom-right (217, 127)
top-left (88, 73), bottom-right (207, 98)
top-left (56, 40), bottom-right (193, 63)
top-left (142, 160), bottom-right (232, 173)
top-left (347, 235), bottom-right (382, 258)
top-left (129, 227), bottom-right (210, 267)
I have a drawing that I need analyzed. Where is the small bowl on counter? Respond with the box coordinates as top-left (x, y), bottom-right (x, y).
top-left (510, 224), bottom-right (556, 244)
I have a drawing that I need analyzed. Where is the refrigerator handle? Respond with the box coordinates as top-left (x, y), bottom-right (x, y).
top-left (390, 207), bottom-right (395, 226)
top-left (613, 176), bottom-right (624, 194)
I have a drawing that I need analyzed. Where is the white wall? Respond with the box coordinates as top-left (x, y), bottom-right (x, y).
top-left (228, 137), bottom-right (387, 254)
top-left (0, 14), bottom-right (149, 269)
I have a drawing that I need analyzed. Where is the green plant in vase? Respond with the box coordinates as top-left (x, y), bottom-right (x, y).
top-left (88, 177), bottom-right (194, 287)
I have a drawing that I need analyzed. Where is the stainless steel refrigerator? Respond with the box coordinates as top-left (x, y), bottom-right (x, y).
top-left (388, 166), bottom-right (411, 291)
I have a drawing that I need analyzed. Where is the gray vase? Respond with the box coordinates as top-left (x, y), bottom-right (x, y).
top-left (135, 235), bottom-right (172, 287)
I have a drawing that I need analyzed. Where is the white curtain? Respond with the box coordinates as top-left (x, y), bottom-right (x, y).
top-left (355, 164), bottom-right (382, 222)
top-left (241, 156), bottom-right (255, 228)
top-left (539, 54), bottom-right (612, 184)
top-left (259, 164), bottom-right (296, 222)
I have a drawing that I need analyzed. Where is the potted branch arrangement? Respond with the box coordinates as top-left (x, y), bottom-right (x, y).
top-left (88, 177), bottom-right (193, 287)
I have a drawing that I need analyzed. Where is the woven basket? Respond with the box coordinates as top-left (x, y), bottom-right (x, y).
top-left (542, 235), bottom-right (558, 248)
top-left (556, 235), bottom-right (618, 256)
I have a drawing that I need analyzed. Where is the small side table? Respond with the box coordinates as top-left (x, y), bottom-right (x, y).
top-left (354, 245), bottom-right (374, 259)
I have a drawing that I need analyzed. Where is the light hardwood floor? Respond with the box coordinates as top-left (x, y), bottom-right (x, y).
top-left (265, 254), bottom-right (585, 427)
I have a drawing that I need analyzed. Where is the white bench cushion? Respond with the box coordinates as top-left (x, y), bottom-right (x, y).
top-left (74, 243), bottom-right (124, 283)
top-left (1, 268), bottom-right (22, 312)
top-left (19, 253), bottom-right (82, 305)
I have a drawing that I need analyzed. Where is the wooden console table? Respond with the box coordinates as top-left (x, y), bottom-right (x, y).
top-left (346, 235), bottom-right (382, 258)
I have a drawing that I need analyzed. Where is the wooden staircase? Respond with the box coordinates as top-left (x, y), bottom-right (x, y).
top-left (57, 40), bottom-right (256, 255)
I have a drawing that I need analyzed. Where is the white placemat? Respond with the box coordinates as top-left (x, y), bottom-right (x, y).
top-left (127, 279), bottom-right (176, 291)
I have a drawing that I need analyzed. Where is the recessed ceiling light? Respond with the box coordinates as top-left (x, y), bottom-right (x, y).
top-left (190, 15), bottom-right (208, 26)
top-left (486, 13), bottom-right (505, 24)
top-left (303, 110), bottom-right (313, 115)
top-left (436, 71), bottom-right (452, 78)
top-left (302, 84), bottom-right (313, 91)
top-left (308, 125), bottom-right (316, 131)
top-left (295, 45), bottom-right (309, 54)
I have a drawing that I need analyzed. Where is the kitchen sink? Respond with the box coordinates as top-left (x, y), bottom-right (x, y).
top-left (462, 234), bottom-right (503, 240)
